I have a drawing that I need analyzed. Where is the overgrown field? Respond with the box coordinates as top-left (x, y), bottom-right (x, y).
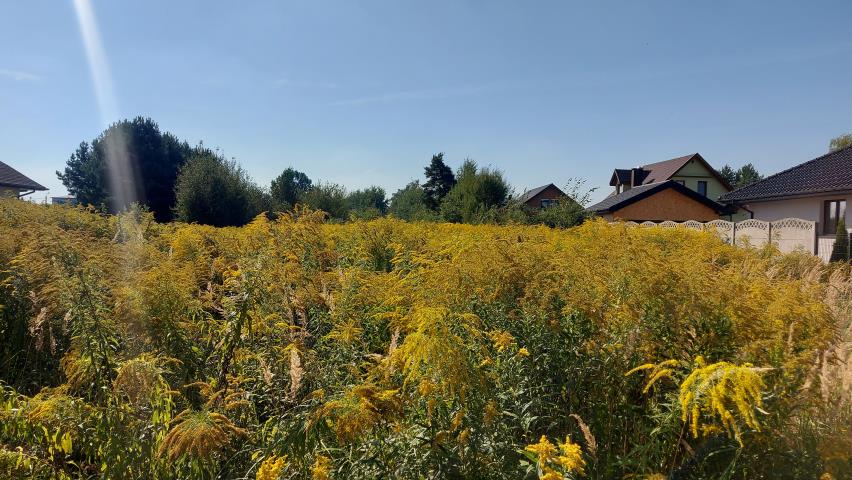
top-left (0, 198), bottom-right (850, 479)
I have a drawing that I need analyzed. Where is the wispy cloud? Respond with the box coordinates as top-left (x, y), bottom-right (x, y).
top-left (329, 83), bottom-right (501, 107)
top-left (275, 76), bottom-right (339, 89)
top-left (0, 69), bottom-right (41, 82)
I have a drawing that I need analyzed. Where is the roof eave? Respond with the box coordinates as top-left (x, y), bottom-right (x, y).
top-left (0, 182), bottom-right (47, 191)
top-left (722, 187), bottom-right (852, 204)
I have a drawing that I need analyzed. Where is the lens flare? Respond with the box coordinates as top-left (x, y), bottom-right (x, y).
top-left (72, 0), bottom-right (139, 211)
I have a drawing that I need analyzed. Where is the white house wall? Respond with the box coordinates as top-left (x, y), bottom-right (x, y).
top-left (745, 192), bottom-right (851, 262)
top-left (746, 193), bottom-right (850, 226)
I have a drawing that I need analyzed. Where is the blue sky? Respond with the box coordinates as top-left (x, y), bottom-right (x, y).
top-left (2, 1), bottom-right (852, 203)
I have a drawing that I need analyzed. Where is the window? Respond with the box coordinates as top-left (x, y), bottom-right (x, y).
top-left (823, 199), bottom-right (847, 234)
top-left (697, 181), bottom-right (708, 197)
top-left (540, 198), bottom-right (558, 208)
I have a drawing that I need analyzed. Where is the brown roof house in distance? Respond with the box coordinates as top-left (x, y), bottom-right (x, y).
top-left (517, 183), bottom-right (567, 209)
top-left (720, 144), bottom-right (852, 238)
top-left (0, 160), bottom-right (47, 198)
top-left (589, 153), bottom-right (741, 221)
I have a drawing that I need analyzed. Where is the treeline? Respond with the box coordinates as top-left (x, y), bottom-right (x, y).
top-left (57, 117), bottom-right (591, 227)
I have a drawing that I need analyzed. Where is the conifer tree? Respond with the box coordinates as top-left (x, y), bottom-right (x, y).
top-left (830, 217), bottom-right (849, 262)
top-left (423, 153), bottom-right (456, 210)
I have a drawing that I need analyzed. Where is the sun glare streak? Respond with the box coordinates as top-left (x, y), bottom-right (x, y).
top-left (72, 0), bottom-right (139, 211)
top-left (72, 0), bottom-right (118, 122)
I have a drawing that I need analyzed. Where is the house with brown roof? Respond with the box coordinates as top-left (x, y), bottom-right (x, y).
top-left (587, 180), bottom-right (732, 222)
top-left (0, 160), bottom-right (46, 198)
top-left (518, 183), bottom-right (567, 209)
top-left (589, 153), bottom-right (740, 221)
top-left (720, 144), bottom-right (852, 241)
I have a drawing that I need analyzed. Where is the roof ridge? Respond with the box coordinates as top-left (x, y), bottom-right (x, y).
top-left (639, 153), bottom-right (695, 169)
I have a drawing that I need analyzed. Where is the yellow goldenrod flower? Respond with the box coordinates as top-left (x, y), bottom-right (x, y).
top-left (256, 455), bottom-right (287, 480)
top-left (679, 357), bottom-right (765, 445)
top-left (525, 435), bottom-right (557, 460)
top-left (488, 330), bottom-right (515, 352)
top-left (526, 434), bottom-right (586, 479)
top-left (556, 436), bottom-right (586, 475)
top-left (311, 455), bottom-right (332, 480)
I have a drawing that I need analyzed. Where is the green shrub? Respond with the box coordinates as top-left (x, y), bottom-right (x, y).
top-left (173, 152), bottom-right (268, 227)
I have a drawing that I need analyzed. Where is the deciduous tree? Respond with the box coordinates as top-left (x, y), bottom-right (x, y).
top-left (440, 159), bottom-right (510, 223)
top-left (389, 181), bottom-right (436, 221)
top-left (270, 167), bottom-right (312, 208)
top-left (302, 182), bottom-right (349, 220)
top-left (347, 186), bottom-right (388, 219)
top-left (173, 151), bottom-right (267, 227)
top-left (829, 133), bottom-right (852, 152)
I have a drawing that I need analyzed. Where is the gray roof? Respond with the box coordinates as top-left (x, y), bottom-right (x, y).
top-left (720, 145), bottom-right (852, 203)
top-left (518, 183), bottom-right (564, 203)
top-left (587, 180), bottom-right (727, 214)
top-left (0, 160), bottom-right (46, 191)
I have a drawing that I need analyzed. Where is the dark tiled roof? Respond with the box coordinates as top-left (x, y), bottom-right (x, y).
top-left (609, 154), bottom-right (693, 186)
top-left (609, 153), bottom-right (733, 191)
top-left (0, 160), bottom-right (46, 191)
top-left (610, 169), bottom-right (631, 185)
top-left (587, 180), bottom-right (726, 214)
top-left (635, 154), bottom-right (696, 184)
top-left (720, 145), bottom-right (852, 203)
top-left (518, 183), bottom-right (564, 203)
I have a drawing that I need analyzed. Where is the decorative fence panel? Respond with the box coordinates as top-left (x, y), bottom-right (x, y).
top-left (734, 219), bottom-right (771, 248)
top-left (771, 218), bottom-right (817, 254)
top-left (616, 217), bottom-right (819, 258)
top-left (705, 220), bottom-right (734, 243)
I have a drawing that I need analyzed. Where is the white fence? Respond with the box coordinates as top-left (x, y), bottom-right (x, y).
top-left (621, 218), bottom-right (824, 259)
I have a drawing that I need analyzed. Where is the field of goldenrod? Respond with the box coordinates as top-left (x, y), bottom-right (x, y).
top-left (0, 198), bottom-right (849, 479)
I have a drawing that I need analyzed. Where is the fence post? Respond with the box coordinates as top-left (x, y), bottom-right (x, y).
top-left (732, 220), bottom-right (736, 245)
top-left (813, 223), bottom-right (819, 255)
top-left (767, 222), bottom-right (771, 247)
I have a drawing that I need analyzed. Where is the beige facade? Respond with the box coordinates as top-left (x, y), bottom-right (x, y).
top-left (610, 188), bottom-right (720, 222)
top-left (669, 158), bottom-right (729, 202)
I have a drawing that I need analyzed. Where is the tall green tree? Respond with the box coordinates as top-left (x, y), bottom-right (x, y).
top-left (719, 163), bottom-right (764, 189)
top-left (736, 163), bottom-right (762, 188)
top-left (423, 153), bottom-right (456, 210)
top-left (829, 133), bottom-right (852, 152)
top-left (347, 186), bottom-right (388, 218)
top-left (440, 159), bottom-right (510, 223)
top-left (719, 164), bottom-right (737, 187)
top-left (173, 151), bottom-right (268, 227)
top-left (57, 117), bottom-right (197, 221)
top-left (270, 167), bottom-right (312, 208)
top-left (302, 182), bottom-right (349, 220)
top-left (389, 181), bottom-right (436, 221)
